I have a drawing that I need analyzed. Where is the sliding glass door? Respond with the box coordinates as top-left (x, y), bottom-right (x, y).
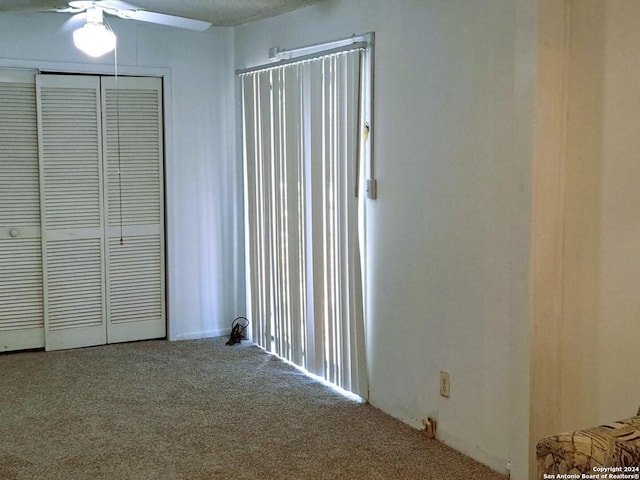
top-left (241, 48), bottom-right (368, 397)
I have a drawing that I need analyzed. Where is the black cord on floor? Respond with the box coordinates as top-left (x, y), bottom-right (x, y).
top-left (226, 317), bottom-right (249, 346)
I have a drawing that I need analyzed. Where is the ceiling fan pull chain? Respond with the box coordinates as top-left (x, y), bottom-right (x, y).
top-left (113, 41), bottom-right (124, 245)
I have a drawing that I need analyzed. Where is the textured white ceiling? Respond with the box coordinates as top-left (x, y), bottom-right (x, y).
top-left (0, 0), bottom-right (326, 26)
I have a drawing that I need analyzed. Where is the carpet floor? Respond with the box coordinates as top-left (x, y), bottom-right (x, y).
top-left (0, 338), bottom-right (507, 480)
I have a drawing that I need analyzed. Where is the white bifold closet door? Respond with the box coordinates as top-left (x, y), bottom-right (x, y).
top-left (101, 77), bottom-right (165, 344)
top-left (0, 70), bottom-right (44, 351)
top-left (36, 74), bottom-right (165, 351)
top-left (37, 75), bottom-right (107, 350)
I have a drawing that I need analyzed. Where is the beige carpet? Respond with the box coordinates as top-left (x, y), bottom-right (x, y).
top-left (0, 338), bottom-right (507, 480)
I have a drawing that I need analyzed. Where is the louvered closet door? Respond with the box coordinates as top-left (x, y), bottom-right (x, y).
top-left (102, 77), bottom-right (165, 343)
top-left (0, 70), bottom-right (44, 351)
top-left (37, 75), bottom-right (107, 351)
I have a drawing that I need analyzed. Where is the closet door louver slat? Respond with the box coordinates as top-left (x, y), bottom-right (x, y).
top-left (46, 239), bottom-right (104, 336)
top-left (0, 71), bottom-right (44, 351)
top-left (0, 239), bottom-right (44, 350)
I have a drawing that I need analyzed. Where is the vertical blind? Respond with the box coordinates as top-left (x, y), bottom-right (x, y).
top-left (241, 48), bottom-right (368, 397)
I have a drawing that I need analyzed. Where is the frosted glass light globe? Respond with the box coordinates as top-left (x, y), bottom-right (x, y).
top-left (73, 22), bottom-right (116, 57)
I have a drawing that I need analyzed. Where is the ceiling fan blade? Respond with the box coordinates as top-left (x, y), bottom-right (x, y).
top-left (61, 12), bottom-right (86, 31)
top-left (94, 0), bottom-right (138, 11)
top-left (115, 9), bottom-right (211, 31)
top-left (57, 6), bottom-right (87, 13)
top-left (0, 0), bottom-right (67, 12)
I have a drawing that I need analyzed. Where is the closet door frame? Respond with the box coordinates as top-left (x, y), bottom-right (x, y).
top-left (0, 61), bottom-right (171, 352)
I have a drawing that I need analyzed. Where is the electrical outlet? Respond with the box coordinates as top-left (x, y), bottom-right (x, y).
top-left (440, 371), bottom-right (450, 397)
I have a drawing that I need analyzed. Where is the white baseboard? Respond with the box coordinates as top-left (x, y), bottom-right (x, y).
top-left (171, 329), bottom-right (231, 341)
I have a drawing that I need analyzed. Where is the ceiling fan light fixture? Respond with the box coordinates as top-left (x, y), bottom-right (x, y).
top-left (73, 21), bottom-right (117, 57)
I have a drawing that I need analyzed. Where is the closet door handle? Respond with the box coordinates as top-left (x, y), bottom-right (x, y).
top-left (9, 229), bottom-right (19, 238)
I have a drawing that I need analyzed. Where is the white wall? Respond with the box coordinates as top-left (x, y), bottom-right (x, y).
top-left (0, 12), bottom-right (243, 340)
top-left (531, 5), bottom-right (640, 460)
top-left (560, 0), bottom-right (640, 430)
top-left (235, 1), bottom-right (535, 477)
top-left (529, 1), bottom-right (570, 475)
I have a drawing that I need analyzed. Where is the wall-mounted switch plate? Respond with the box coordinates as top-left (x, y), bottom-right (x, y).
top-left (440, 371), bottom-right (450, 397)
top-left (366, 178), bottom-right (377, 199)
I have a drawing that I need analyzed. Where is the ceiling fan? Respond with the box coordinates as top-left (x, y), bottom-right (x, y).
top-left (3, 0), bottom-right (212, 57)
